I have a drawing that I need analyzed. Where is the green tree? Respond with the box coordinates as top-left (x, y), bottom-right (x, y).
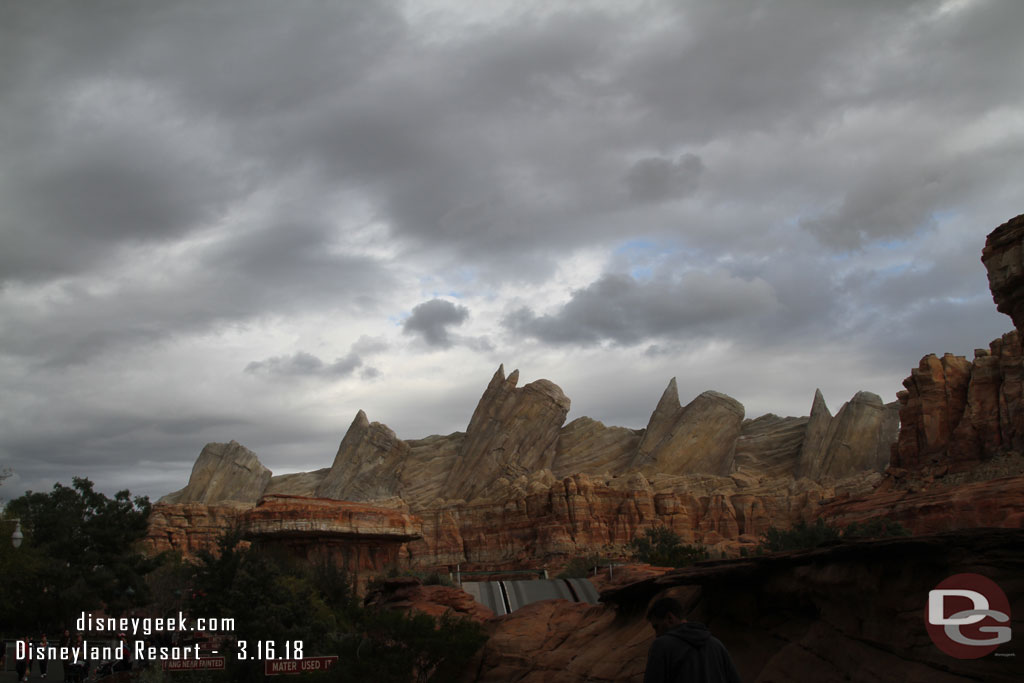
top-left (629, 527), bottom-right (709, 568)
top-left (2, 477), bottom-right (157, 631)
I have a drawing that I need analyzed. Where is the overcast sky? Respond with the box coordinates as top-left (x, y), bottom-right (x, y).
top-left (2, 0), bottom-right (1022, 503)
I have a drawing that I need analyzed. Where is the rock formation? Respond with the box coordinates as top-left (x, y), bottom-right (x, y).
top-left (631, 381), bottom-right (744, 477)
top-left (444, 365), bottom-right (571, 502)
top-left (148, 373), bottom-right (901, 563)
top-left (241, 494), bottom-right (421, 572)
top-left (160, 441), bottom-right (271, 505)
top-left (364, 576), bottom-right (495, 623)
top-left (314, 410), bottom-right (409, 501)
top-left (983, 212), bottom-right (1024, 331)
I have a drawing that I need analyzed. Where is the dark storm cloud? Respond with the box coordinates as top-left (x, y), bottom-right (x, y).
top-left (245, 351), bottom-right (362, 378)
top-left (504, 271), bottom-right (777, 346)
top-left (0, 102), bottom-right (246, 283)
top-left (0, 230), bottom-right (391, 368)
top-left (245, 336), bottom-right (388, 379)
top-left (403, 299), bottom-right (470, 348)
top-left (624, 154), bottom-right (704, 203)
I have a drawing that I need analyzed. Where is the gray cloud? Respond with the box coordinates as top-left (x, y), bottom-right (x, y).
top-left (245, 351), bottom-right (362, 378)
top-left (403, 299), bottom-right (470, 348)
top-left (624, 153), bottom-right (703, 203)
top-left (504, 271), bottom-right (778, 346)
top-left (246, 336), bottom-right (389, 379)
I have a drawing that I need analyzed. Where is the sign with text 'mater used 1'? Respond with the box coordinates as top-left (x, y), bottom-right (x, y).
top-left (265, 656), bottom-right (339, 676)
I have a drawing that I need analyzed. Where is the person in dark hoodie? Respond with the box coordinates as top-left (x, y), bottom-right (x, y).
top-left (644, 597), bottom-right (742, 683)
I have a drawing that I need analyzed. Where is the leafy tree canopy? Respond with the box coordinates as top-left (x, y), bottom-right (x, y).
top-left (2, 476), bottom-right (157, 631)
top-left (629, 527), bottom-right (709, 568)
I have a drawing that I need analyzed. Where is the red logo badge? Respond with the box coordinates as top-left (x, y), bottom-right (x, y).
top-left (926, 573), bottom-right (1011, 659)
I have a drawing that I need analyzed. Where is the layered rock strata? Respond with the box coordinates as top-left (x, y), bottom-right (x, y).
top-left (444, 366), bottom-right (571, 502)
top-left (893, 333), bottom-right (1024, 472)
top-left (240, 495), bottom-right (421, 572)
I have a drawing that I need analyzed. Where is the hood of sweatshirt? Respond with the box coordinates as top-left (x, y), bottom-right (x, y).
top-left (665, 622), bottom-right (712, 648)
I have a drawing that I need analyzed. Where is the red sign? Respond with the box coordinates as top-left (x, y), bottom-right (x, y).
top-left (264, 656), bottom-right (339, 676)
top-left (162, 657), bottom-right (226, 671)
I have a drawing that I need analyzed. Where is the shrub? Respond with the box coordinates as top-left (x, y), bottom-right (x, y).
top-left (758, 517), bottom-right (911, 552)
top-left (629, 527), bottom-right (709, 568)
top-left (557, 554), bottom-right (602, 579)
top-left (842, 518), bottom-right (910, 539)
top-left (759, 518), bottom-right (840, 552)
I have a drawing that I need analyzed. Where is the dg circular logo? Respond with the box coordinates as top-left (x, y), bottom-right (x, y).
top-left (926, 573), bottom-right (1012, 659)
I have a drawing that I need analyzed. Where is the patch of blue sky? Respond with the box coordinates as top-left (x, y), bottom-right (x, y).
top-left (630, 265), bottom-right (654, 281)
top-left (874, 237), bottom-right (913, 251)
top-left (931, 208), bottom-right (960, 223)
top-left (828, 251), bottom-right (853, 262)
top-left (874, 262), bottom-right (912, 278)
top-left (614, 238), bottom-right (660, 254)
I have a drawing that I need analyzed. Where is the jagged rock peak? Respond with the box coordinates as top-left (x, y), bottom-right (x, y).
top-left (314, 408), bottom-right (407, 501)
top-left (633, 387), bottom-right (744, 476)
top-left (810, 388), bottom-right (830, 416)
top-left (159, 440), bottom-right (272, 505)
top-left (801, 390), bottom-right (898, 480)
top-left (444, 367), bottom-right (570, 501)
top-left (658, 377), bottom-right (682, 413)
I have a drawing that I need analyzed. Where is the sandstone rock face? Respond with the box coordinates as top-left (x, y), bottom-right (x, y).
top-left (241, 494), bottom-right (421, 540)
top-left (241, 495), bottom-right (421, 573)
top-left (734, 414), bottom-right (807, 479)
top-left (364, 577), bottom-right (495, 623)
top-left (401, 432), bottom-right (466, 506)
top-left (632, 381), bottom-right (744, 477)
top-left (146, 502), bottom-right (249, 555)
top-left (797, 389), bottom-right (831, 475)
top-left (801, 391), bottom-right (899, 479)
top-left (159, 441), bottom-right (272, 505)
top-left (893, 333), bottom-right (1024, 471)
top-left (263, 468), bottom-right (329, 497)
top-left (553, 417), bottom-right (642, 478)
top-left (443, 365), bottom-right (571, 502)
top-left (407, 472), bottom-right (844, 568)
top-left (983, 212), bottom-right (1024, 333)
top-left (819, 472), bottom-right (1024, 534)
top-left (314, 410), bottom-right (410, 501)
top-left (474, 600), bottom-right (645, 683)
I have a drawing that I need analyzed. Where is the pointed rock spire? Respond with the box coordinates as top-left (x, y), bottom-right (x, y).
top-left (633, 378), bottom-right (683, 466)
